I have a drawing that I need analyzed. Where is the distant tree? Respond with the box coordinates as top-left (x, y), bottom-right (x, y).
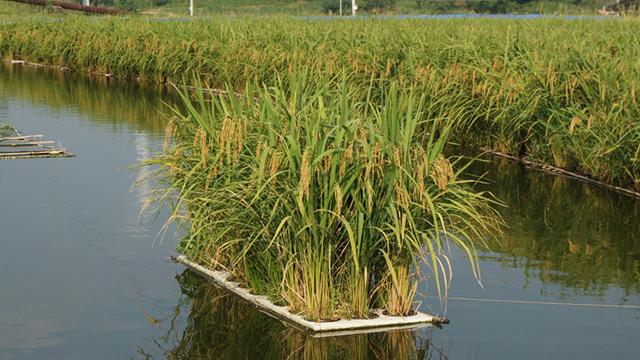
top-left (323, 0), bottom-right (341, 13)
top-left (614, 0), bottom-right (640, 11)
top-left (360, 0), bottom-right (398, 11)
top-left (90, 0), bottom-right (141, 11)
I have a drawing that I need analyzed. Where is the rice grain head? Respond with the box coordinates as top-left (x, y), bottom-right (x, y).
top-left (299, 149), bottom-right (311, 199)
top-left (334, 184), bottom-right (343, 218)
top-left (569, 116), bottom-right (581, 135)
top-left (431, 155), bottom-right (454, 191)
top-left (199, 127), bottom-right (207, 164)
top-left (163, 119), bottom-right (176, 153)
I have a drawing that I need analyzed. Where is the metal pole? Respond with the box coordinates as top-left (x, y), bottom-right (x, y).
top-left (351, 0), bottom-right (356, 16)
top-left (339, 0), bottom-right (342, 15)
top-left (189, 0), bottom-right (194, 16)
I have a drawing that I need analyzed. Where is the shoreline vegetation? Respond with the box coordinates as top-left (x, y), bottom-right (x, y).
top-left (5, 57), bottom-right (640, 200)
top-left (1, 17), bottom-right (639, 193)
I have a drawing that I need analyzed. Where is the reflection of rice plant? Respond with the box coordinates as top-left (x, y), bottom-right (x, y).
top-left (0, 123), bottom-right (17, 137)
top-left (0, 66), bottom-right (170, 135)
top-left (139, 270), bottom-right (450, 360)
top-left (473, 159), bottom-right (640, 297)
top-left (146, 70), bottom-right (501, 321)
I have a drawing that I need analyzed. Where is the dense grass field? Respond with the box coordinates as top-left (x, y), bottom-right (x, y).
top-left (1, 16), bottom-right (639, 191)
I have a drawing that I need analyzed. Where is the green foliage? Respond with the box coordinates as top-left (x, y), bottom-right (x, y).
top-left (91, 0), bottom-right (142, 11)
top-left (2, 14), bottom-right (639, 316)
top-left (152, 0), bottom-right (170, 6)
top-left (613, 0), bottom-right (640, 11)
top-left (0, 0), bottom-right (620, 15)
top-left (147, 70), bottom-right (501, 320)
top-left (1, 17), bottom-right (638, 191)
top-left (0, 123), bottom-right (17, 137)
top-left (143, 0), bottom-right (611, 15)
top-left (322, 0), bottom-right (343, 13)
top-left (360, 0), bottom-right (398, 10)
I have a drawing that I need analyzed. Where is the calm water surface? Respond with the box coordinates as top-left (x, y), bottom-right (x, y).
top-left (0, 64), bottom-right (638, 359)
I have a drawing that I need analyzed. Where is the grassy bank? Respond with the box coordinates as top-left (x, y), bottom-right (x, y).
top-left (2, 16), bottom-right (639, 191)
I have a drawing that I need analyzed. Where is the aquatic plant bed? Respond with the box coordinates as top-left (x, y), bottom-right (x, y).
top-left (177, 255), bottom-right (438, 335)
top-left (146, 74), bottom-right (501, 325)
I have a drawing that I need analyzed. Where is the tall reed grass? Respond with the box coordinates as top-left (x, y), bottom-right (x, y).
top-left (146, 71), bottom-right (501, 320)
top-left (2, 16), bottom-right (638, 190)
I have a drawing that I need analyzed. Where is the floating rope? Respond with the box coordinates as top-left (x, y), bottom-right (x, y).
top-left (446, 296), bottom-right (640, 309)
top-left (483, 149), bottom-right (640, 199)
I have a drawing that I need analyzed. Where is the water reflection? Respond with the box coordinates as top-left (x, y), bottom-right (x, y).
top-left (476, 159), bottom-right (640, 298)
top-left (0, 63), bottom-right (169, 232)
top-left (140, 271), bottom-right (448, 360)
top-left (0, 63), bottom-right (179, 359)
top-left (0, 64), bottom-right (170, 134)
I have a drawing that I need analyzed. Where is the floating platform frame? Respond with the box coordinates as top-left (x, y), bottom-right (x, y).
top-left (177, 255), bottom-right (441, 336)
top-left (0, 129), bottom-right (74, 159)
top-left (0, 149), bottom-right (74, 159)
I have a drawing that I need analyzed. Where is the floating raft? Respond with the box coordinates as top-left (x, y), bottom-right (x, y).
top-left (177, 255), bottom-right (443, 336)
top-left (0, 124), bottom-right (74, 159)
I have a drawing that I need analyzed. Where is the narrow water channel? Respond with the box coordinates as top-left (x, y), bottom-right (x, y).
top-left (1, 64), bottom-right (638, 359)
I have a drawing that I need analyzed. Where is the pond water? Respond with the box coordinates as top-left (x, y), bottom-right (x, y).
top-left (296, 13), bottom-right (617, 21)
top-left (1, 64), bottom-right (638, 359)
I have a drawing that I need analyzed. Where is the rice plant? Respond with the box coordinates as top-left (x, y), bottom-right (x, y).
top-left (2, 16), bottom-right (639, 191)
top-left (146, 70), bottom-right (501, 320)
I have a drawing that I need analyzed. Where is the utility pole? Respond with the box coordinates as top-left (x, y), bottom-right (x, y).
top-left (189, 0), bottom-right (194, 16)
top-left (351, 0), bottom-right (357, 16)
top-left (339, 0), bottom-right (342, 15)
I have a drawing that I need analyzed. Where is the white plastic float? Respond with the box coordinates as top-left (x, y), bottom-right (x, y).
top-left (177, 255), bottom-right (445, 336)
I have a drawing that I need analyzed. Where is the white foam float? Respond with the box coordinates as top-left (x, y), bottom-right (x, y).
top-left (177, 255), bottom-right (445, 336)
